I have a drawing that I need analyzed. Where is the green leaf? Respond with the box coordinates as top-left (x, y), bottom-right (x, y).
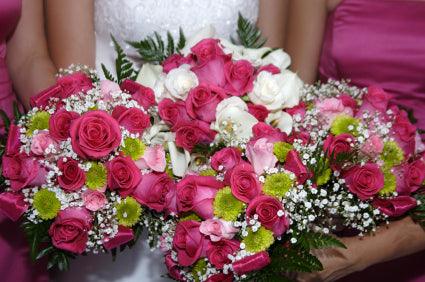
top-left (36, 246), bottom-right (54, 260)
top-left (176, 28), bottom-right (186, 52)
top-left (411, 193), bottom-right (425, 229)
top-left (101, 63), bottom-right (116, 82)
top-left (266, 244), bottom-right (323, 273)
top-left (111, 35), bottom-right (137, 83)
top-left (232, 12), bottom-right (266, 48)
top-left (128, 32), bottom-right (166, 64)
top-left (13, 101), bottom-right (23, 122)
top-left (298, 232), bottom-right (346, 250)
top-left (166, 31), bottom-right (175, 57)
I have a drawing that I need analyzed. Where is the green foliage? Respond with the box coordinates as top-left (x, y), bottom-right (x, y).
top-left (411, 193), bottom-right (425, 229)
top-left (297, 232), bottom-right (346, 250)
top-left (128, 28), bottom-right (186, 64)
top-left (231, 12), bottom-right (266, 48)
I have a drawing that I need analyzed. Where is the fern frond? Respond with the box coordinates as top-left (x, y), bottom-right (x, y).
top-left (232, 12), bottom-right (266, 48)
top-left (298, 232), bottom-right (346, 250)
top-left (101, 63), bottom-right (116, 82)
top-left (111, 35), bottom-right (136, 83)
top-left (176, 28), bottom-right (186, 52)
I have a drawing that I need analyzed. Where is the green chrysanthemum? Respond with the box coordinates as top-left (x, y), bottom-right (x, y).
top-left (33, 189), bottom-right (61, 220)
top-left (317, 168), bottom-right (332, 186)
top-left (191, 259), bottom-right (207, 281)
top-left (86, 162), bottom-right (107, 190)
top-left (199, 169), bottom-right (217, 177)
top-left (242, 227), bottom-right (274, 253)
top-left (27, 111), bottom-right (50, 136)
top-left (213, 187), bottom-right (244, 221)
top-left (179, 213), bottom-right (201, 222)
top-left (379, 169), bottom-right (397, 196)
top-left (263, 173), bottom-right (294, 198)
top-left (121, 138), bottom-right (146, 160)
top-left (116, 197), bottom-right (142, 227)
top-left (381, 141), bottom-right (404, 168)
top-left (273, 142), bottom-right (293, 162)
top-left (330, 114), bottom-right (360, 136)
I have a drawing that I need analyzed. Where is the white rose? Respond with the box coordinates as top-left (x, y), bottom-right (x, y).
top-left (167, 141), bottom-right (190, 177)
top-left (212, 96), bottom-right (258, 140)
top-left (136, 63), bottom-right (167, 102)
top-left (181, 25), bottom-right (216, 55)
top-left (220, 38), bottom-right (271, 66)
top-left (266, 111), bottom-right (293, 135)
top-left (164, 64), bottom-right (198, 100)
top-left (261, 49), bottom-right (291, 70)
top-left (248, 70), bottom-right (303, 111)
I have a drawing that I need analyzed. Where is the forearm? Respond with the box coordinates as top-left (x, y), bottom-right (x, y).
top-left (257, 0), bottom-right (288, 48)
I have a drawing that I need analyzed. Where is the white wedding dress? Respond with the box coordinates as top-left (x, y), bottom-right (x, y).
top-left (56, 1), bottom-right (259, 281)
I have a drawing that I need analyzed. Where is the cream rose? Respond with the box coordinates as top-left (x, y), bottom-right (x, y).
top-left (220, 38), bottom-right (271, 67)
top-left (136, 63), bottom-right (166, 101)
top-left (266, 111), bottom-right (293, 135)
top-left (261, 49), bottom-right (291, 70)
top-left (248, 70), bottom-right (303, 111)
top-left (164, 64), bottom-right (199, 100)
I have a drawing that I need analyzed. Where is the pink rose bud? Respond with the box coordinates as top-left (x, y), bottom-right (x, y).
top-left (31, 131), bottom-right (58, 155)
top-left (100, 80), bottom-right (121, 102)
top-left (199, 219), bottom-right (238, 242)
top-left (136, 145), bottom-right (166, 172)
top-left (82, 190), bottom-right (107, 211)
top-left (246, 138), bottom-right (278, 175)
top-left (360, 135), bottom-right (384, 157)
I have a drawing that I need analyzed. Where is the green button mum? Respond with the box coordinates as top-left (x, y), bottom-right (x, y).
top-left (330, 114), bottom-right (360, 136)
top-left (242, 227), bottom-right (274, 253)
top-left (263, 173), bottom-right (294, 198)
top-left (381, 141), bottom-right (404, 168)
top-left (273, 142), bottom-right (293, 162)
top-left (27, 111), bottom-right (50, 136)
top-left (33, 189), bottom-right (61, 220)
top-left (121, 138), bottom-right (146, 160)
top-left (379, 169), bottom-right (397, 196)
top-left (116, 197), bottom-right (142, 227)
top-left (213, 187), bottom-right (244, 221)
top-left (86, 162), bottom-right (107, 190)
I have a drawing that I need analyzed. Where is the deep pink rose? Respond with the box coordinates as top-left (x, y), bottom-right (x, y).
top-left (162, 54), bottom-right (192, 73)
top-left (224, 59), bottom-right (254, 96)
top-left (165, 253), bottom-right (183, 281)
top-left (82, 190), bottom-right (107, 211)
top-left (323, 133), bottom-right (355, 166)
top-left (103, 225), bottom-right (134, 250)
top-left (49, 208), bottom-right (92, 254)
top-left (186, 84), bottom-right (226, 122)
top-left (30, 131), bottom-right (58, 156)
top-left (211, 147), bottom-right (242, 172)
top-left (287, 131), bottom-right (310, 145)
top-left (175, 121), bottom-right (215, 152)
top-left (133, 172), bottom-right (176, 213)
top-left (246, 195), bottom-right (289, 236)
top-left (257, 64), bottom-right (281, 75)
top-left (361, 86), bottom-right (391, 113)
top-left (172, 220), bottom-right (205, 266)
top-left (392, 110), bottom-right (416, 155)
top-left (339, 94), bottom-right (357, 112)
top-left (207, 239), bottom-right (239, 269)
top-left (343, 163), bottom-right (384, 200)
top-left (176, 175), bottom-right (223, 219)
top-left (120, 79), bottom-right (156, 110)
top-left (113, 107), bottom-right (150, 134)
top-left (394, 159), bottom-right (425, 195)
top-left (284, 150), bottom-right (312, 184)
top-left (233, 251), bottom-right (271, 275)
top-left (57, 158), bottom-right (86, 192)
top-left (247, 103), bottom-right (269, 122)
top-left (199, 219), bottom-right (238, 242)
top-left (5, 124), bottom-right (21, 155)
top-left (2, 154), bottom-right (47, 191)
top-left (70, 110), bottom-right (121, 159)
top-left (373, 196), bottom-right (417, 217)
top-left (0, 192), bottom-right (28, 221)
top-left (252, 122), bottom-right (286, 143)
top-left (206, 274), bottom-right (233, 282)
top-left (286, 102), bottom-right (307, 119)
top-left (30, 84), bottom-right (62, 108)
top-left (360, 135), bottom-right (384, 157)
top-left (57, 72), bottom-right (93, 99)
top-left (49, 109), bottom-right (79, 141)
top-left (230, 163), bottom-right (262, 203)
top-left (246, 138), bottom-right (278, 175)
top-left (191, 39), bottom-right (230, 88)
top-left (107, 156), bottom-right (142, 196)
top-left (158, 98), bottom-right (192, 129)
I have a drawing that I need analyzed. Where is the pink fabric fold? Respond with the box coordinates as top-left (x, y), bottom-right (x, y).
top-left (232, 251), bottom-right (271, 275)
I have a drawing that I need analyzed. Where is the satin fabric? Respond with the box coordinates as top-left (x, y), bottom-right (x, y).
top-left (319, 0), bottom-right (425, 281)
top-left (0, 0), bottom-right (48, 281)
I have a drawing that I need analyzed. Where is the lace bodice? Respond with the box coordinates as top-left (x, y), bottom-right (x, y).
top-left (94, 0), bottom-right (259, 73)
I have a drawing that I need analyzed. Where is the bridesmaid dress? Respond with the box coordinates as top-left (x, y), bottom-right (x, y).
top-left (319, 0), bottom-right (425, 281)
top-left (0, 1), bottom-right (48, 281)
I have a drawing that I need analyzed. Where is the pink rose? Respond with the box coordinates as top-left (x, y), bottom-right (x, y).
top-left (49, 109), bottom-right (79, 141)
top-left (120, 79), bottom-right (156, 110)
top-left (224, 59), bottom-right (254, 96)
top-left (176, 175), bottom-right (223, 219)
top-left (211, 147), bottom-right (242, 172)
top-left (247, 103), bottom-right (269, 122)
top-left (0, 192), bottom-right (28, 221)
top-left (394, 159), bottom-right (425, 195)
top-left (199, 219), bottom-right (238, 242)
top-left (162, 54), bottom-right (192, 73)
top-left (2, 154), bottom-right (47, 191)
top-left (373, 196), bottom-right (417, 217)
top-left (246, 138), bottom-right (278, 175)
top-left (360, 86), bottom-right (391, 113)
top-left (57, 72), bottom-right (93, 99)
top-left (252, 122), bottom-right (286, 143)
top-left (30, 84), bottom-right (62, 108)
top-left (206, 274), bottom-right (233, 282)
top-left (207, 239), bottom-right (239, 269)
top-left (49, 208), bottom-right (92, 254)
top-left (316, 98), bottom-right (353, 125)
top-left (344, 163), bottom-right (384, 200)
top-left (230, 163), bottom-right (262, 203)
top-left (136, 145), bottom-right (166, 172)
top-left (57, 158), bottom-right (86, 192)
top-left (107, 156), bottom-right (142, 196)
top-left (246, 195), bottom-right (289, 236)
top-left (323, 133), bottom-right (355, 167)
top-left (175, 121), bottom-right (215, 152)
top-left (82, 190), bottom-right (107, 211)
top-left (360, 135), bottom-right (384, 157)
top-left (113, 107), bottom-right (151, 134)
top-left (339, 94), bottom-right (357, 112)
top-left (191, 39), bottom-right (230, 88)
top-left (30, 131), bottom-right (58, 156)
top-left (284, 150), bottom-right (312, 184)
top-left (257, 64), bottom-right (281, 75)
top-left (233, 251), bottom-right (271, 275)
top-left (103, 225), bottom-right (134, 250)
top-left (186, 84), bottom-right (226, 123)
top-left (5, 124), bottom-right (21, 155)
top-left (70, 110), bottom-right (121, 159)
top-left (158, 98), bottom-right (192, 130)
top-left (100, 80), bottom-right (120, 102)
top-left (392, 110), bottom-right (416, 155)
top-left (133, 172), bottom-right (176, 213)
top-left (165, 253), bottom-right (183, 281)
top-left (172, 220), bottom-right (205, 266)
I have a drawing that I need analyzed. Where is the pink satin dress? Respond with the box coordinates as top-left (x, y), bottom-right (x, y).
top-left (0, 1), bottom-right (48, 281)
top-left (319, 0), bottom-right (425, 281)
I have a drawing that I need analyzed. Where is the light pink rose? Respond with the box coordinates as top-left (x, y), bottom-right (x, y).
top-left (199, 219), bottom-right (238, 242)
top-left (31, 131), bottom-right (58, 155)
top-left (316, 97), bottom-right (353, 125)
top-left (136, 145), bottom-right (166, 172)
top-left (360, 135), bottom-right (384, 157)
top-left (82, 190), bottom-right (107, 211)
top-left (246, 138), bottom-right (278, 175)
top-left (100, 80), bottom-right (120, 102)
